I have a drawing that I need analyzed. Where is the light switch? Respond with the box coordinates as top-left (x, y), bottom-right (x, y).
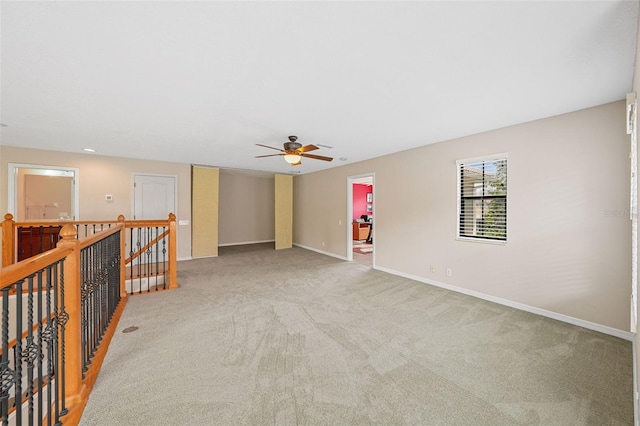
top-left (178, 220), bottom-right (190, 226)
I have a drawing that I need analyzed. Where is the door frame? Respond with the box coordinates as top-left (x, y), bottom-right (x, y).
top-left (131, 173), bottom-right (178, 220)
top-left (346, 172), bottom-right (375, 265)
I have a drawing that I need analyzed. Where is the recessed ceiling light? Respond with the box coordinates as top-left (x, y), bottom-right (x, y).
top-left (83, 148), bottom-right (96, 152)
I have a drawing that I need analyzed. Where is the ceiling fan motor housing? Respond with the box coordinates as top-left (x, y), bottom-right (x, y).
top-left (284, 141), bottom-right (302, 151)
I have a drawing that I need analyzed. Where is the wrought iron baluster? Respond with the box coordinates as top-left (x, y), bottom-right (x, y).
top-left (45, 265), bottom-right (55, 426)
top-left (145, 227), bottom-right (151, 292)
top-left (36, 269), bottom-right (44, 424)
top-left (162, 226), bottom-right (167, 289)
top-left (129, 228), bottom-right (134, 294)
top-left (98, 240), bottom-right (105, 348)
top-left (137, 228), bottom-right (142, 294)
top-left (56, 260), bottom-right (68, 420)
top-left (1, 287), bottom-right (14, 426)
top-left (154, 226), bottom-right (159, 291)
top-left (14, 279), bottom-right (23, 425)
top-left (24, 275), bottom-right (37, 424)
top-left (80, 248), bottom-right (87, 374)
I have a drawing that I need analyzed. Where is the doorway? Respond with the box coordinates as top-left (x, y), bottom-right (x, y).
top-left (132, 174), bottom-right (177, 220)
top-left (8, 163), bottom-right (79, 221)
top-left (347, 173), bottom-right (374, 266)
top-left (131, 173), bottom-right (177, 265)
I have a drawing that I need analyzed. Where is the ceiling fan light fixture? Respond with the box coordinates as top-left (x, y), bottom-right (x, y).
top-left (284, 153), bottom-right (301, 164)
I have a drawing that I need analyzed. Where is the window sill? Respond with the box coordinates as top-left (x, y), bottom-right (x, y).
top-left (456, 236), bottom-right (507, 245)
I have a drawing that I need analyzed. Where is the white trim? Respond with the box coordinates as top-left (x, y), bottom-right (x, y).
top-left (374, 264), bottom-right (634, 341)
top-left (633, 339), bottom-right (638, 426)
top-left (218, 239), bottom-right (275, 247)
top-left (190, 254), bottom-right (218, 259)
top-left (293, 243), bottom-right (348, 261)
top-left (455, 236), bottom-right (507, 245)
top-left (177, 257), bottom-right (193, 262)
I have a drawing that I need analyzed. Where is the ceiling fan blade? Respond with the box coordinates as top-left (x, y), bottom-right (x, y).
top-left (255, 153), bottom-right (284, 158)
top-left (297, 144), bottom-right (318, 153)
top-left (256, 143), bottom-right (285, 152)
top-left (301, 153), bottom-right (333, 162)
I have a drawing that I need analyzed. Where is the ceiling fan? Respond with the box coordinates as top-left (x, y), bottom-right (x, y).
top-left (255, 136), bottom-right (333, 165)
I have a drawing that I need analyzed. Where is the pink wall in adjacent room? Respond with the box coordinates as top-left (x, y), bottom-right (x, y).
top-left (353, 184), bottom-right (372, 220)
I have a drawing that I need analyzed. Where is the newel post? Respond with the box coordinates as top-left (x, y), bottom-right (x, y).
top-left (2, 213), bottom-right (16, 267)
top-left (56, 224), bottom-right (84, 406)
top-left (118, 215), bottom-right (127, 297)
top-left (168, 213), bottom-right (178, 289)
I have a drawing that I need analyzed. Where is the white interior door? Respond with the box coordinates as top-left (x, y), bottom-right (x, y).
top-left (131, 174), bottom-right (177, 265)
top-left (133, 174), bottom-right (176, 220)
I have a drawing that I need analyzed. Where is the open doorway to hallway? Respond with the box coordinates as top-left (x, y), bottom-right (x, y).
top-left (347, 174), bottom-right (374, 266)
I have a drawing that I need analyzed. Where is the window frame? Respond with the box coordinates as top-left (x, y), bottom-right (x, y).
top-left (456, 154), bottom-right (508, 245)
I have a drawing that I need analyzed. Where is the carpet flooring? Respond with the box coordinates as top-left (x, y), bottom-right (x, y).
top-left (80, 243), bottom-right (633, 425)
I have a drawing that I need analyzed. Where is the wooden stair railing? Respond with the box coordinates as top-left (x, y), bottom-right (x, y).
top-left (0, 223), bottom-right (127, 425)
top-left (1, 213), bottom-right (179, 294)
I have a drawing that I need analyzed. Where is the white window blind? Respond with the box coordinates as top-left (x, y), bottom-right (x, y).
top-left (457, 157), bottom-right (507, 242)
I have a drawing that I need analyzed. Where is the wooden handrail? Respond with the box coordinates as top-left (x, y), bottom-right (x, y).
top-left (0, 244), bottom-right (72, 289)
top-left (2, 213), bottom-right (178, 265)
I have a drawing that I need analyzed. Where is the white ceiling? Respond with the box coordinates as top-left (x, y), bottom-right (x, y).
top-left (1, 1), bottom-right (638, 174)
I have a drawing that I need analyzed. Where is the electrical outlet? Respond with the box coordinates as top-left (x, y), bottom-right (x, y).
top-left (430, 265), bottom-right (436, 273)
top-left (322, 241), bottom-right (325, 247)
top-left (446, 268), bottom-right (453, 277)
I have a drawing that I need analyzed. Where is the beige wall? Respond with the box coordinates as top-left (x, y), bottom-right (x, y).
top-left (294, 101), bottom-right (631, 331)
top-left (219, 170), bottom-right (275, 246)
top-left (0, 146), bottom-right (192, 260)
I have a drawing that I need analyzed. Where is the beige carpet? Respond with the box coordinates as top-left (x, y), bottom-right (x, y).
top-left (80, 243), bottom-right (633, 425)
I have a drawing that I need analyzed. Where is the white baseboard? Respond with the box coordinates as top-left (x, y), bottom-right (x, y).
top-left (177, 257), bottom-right (193, 262)
top-left (218, 239), bottom-right (275, 247)
top-left (374, 265), bottom-right (634, 341)
top-left (293, 243), bottom-right (348, 261)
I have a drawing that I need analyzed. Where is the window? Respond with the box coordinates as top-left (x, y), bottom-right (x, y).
top-left (457, 155), bottom-right (507, 242)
